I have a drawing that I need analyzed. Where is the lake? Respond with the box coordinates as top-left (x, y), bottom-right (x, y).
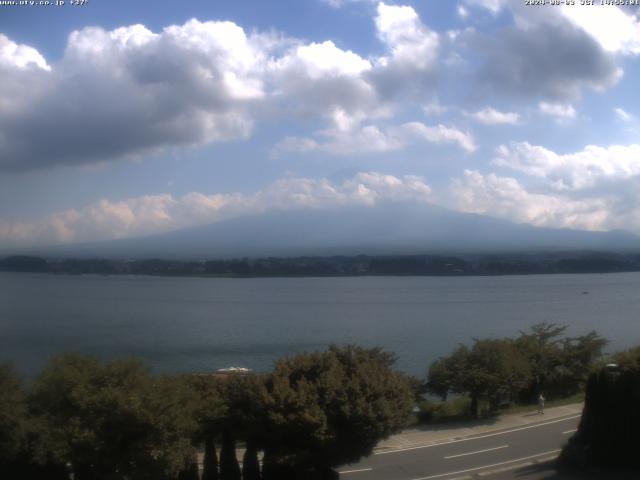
top-left (1, 272), bottom-right (640, 378)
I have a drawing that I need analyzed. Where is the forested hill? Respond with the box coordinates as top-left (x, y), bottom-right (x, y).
top-left (3, 251), bottom-right (640, 277)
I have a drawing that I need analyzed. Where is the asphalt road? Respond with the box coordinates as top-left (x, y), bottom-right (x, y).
top-left (337, 414), bottom-right (581, 480)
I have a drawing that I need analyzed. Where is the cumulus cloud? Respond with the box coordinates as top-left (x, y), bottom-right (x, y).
top-left (538, 102), bottom-right (577, 119)
top-left (559, 4), bottom-right (640, 55)
top-left (0, 2), bottom-right (445, 172)
top-left (370, 2), bottom-right (440, 99)
top-left (459, 0), bottom-right (623, 101)
top-left (468, 107), bottom-right (520, 125)
top-left (0, 171), bottom-right (432, 246)
top-left (478, 23), bottom-right (621, 100)
top-left (0, 34), bottom-right (50, 71)
top-left (374, 2), bottom-right (439, 71)
top-left (402, 122), bottom-right (477, 152)
top-left (268, 40), bottom-right (381, 126)
top-left (274, 121), bottom-right (476, 156)
top-left (493, 142), bottom-right (640, 191)
top-left (451, 169), bottom-right (612, 231)
top-left (0, 20), bottom-right (274, 171)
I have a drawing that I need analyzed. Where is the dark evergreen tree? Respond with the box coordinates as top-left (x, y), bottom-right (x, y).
top-left (241, 442), bottom-right (260, 480)
top-left (219, 428), bottom-right (241, 480)
top-left (177, 456), bottom-right (200, 480)
top-left (202, 436), bottom-right (219, 480)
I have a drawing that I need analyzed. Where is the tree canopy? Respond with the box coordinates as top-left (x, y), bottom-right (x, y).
top-left (427, 323), bottom-right (607, 416)
top-left (263, 345), bottom-right (413, 473)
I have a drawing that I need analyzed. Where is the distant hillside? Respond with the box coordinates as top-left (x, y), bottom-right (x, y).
top-left (4, 203), bottom-right (640, 259)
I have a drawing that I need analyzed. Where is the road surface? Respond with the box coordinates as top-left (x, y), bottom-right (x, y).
top-left (337, 414), bottom-right (580, 480)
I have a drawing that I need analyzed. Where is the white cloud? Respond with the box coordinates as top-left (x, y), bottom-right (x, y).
top-left (0, 20), bottom-right (276, 171)
top-left (462, 0), bottom-right (623, 101)
top-left (538, 102), bottom-right (576, 119)
top-left (469, 107), bottom-right (520, 125)
top-left (0, 172), bottom-right (432, 246)
top-left (493, 142), bottom-right (640, 191)
top-left (273, 40), bottom-right (372, 79)
top-left (321, 0), bottom-right (376, 7)
top-left (274, 125), bottom-right (404, 156)
top-left (0, 2), bottom-right (446, 172)
top-left (461, 0), bottom-right (507, 14)
top-left (402, 122), bottom-right (477, 152)
top-left (451, 169), bottom-right (612, 231)
top-left (274, 120), bottom-right (476, 156)
top-left (457, 4), bottom-right (470, 19)
top-left (0, 34), bottom-right (50, 71)
top-left (615, 107), bottom-right (635, 122)
top-left (560, 4), bottom-right (640, 55)
top-left (375, 2), bottom-right (439, 71)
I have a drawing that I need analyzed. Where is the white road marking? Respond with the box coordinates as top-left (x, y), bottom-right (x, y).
top-left (444, 444), bottom-right (508, 459)
top-left (562, 428), bottom-right (577, 435)
top-left (338, 468), bottom-right (373, 474)
top-left (410, 449), bottom-right (562, 480)
top-left (375, 415), bottom-right (580, 455)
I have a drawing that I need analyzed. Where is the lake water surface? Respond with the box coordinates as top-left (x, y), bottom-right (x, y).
top-left (2, 272), bottom-right (640, 377)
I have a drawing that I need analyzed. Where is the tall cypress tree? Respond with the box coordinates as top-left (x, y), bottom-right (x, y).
top-left (241, 441), bottom-right (260, 480)
top-left (202, 436), bottom-right (219, 480)
top-left (219, 428), bottom-right (241, 480)
top-left (177, 456), bottom-right (200, 480)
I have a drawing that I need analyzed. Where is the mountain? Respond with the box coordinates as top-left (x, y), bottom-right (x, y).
top-left (14, 203), bottom-right (640, 260)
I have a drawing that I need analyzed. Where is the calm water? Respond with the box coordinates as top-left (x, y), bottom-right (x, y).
top-left (1, 272), bottom-right (640, 377)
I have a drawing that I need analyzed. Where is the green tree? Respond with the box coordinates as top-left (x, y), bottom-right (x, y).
top-left (426, 345), bottom-right (469, 401)
top-left (515, 323), bottom-right (568, 400)
top-left (187, 374), bottom-right (227, 480)
top-left (29, 354), bottom-right (199, 480)
top-left (263, 345), bottom-right (413, 476)
top-left (427, 339), bottom-right (531, 417)
top-left (218, 374), bottom-right (268, 480)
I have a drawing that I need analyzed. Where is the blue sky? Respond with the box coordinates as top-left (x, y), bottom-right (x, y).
top-left (0, 0), bottom-right (639, 246)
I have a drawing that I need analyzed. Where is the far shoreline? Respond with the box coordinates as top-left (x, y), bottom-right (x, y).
top-left (3, 251), bottom-right (640, 278)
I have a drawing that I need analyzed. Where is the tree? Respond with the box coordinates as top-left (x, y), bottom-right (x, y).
top-left (242, 443), bottom-right (261, 480)
top-left (29, 354), bottom-right (200, 480)
top-left (219, 428), bottom-right (241, 480)
top-left (515, 323), bottom-right (568, 400)
top-left (427, 339), bottom-right (531, 417)
top-left (426, 345), bottom-right (469, 401)
top-left (560, 345), bottom-right (640, 471)
top-left (187, 374), bottom-right (227, 480)
top-left (218, 374), bottom-right (268, 480)
top-left (262, 345), bottom-right (413, 476)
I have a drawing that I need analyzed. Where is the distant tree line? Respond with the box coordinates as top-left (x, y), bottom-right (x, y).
top-left (3, 251), bottom-right (640, 277)
top-left (426, 323), bottom-right (607, 417)
top-left (0, 345), bottom-right (413, 480)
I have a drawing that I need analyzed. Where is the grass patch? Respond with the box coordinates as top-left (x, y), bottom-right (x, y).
top-left (414, 396), bottom-right (473, 425)
top-left (412, 393), bottom-right (584, 426)
top-left (501, 393), bottom-right (584, 416)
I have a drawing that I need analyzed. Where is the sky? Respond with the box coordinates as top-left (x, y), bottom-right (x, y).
top-left (0, 0), bottom-right (639, 248)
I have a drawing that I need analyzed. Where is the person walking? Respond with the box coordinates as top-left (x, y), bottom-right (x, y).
top-left (537, 393), bottom-right (545, 414)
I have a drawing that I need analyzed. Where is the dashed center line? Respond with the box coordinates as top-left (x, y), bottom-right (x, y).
top-left (375, 414), bottom-right (580, 456)
top-left (338, 467), bottom-right (373, 474)
top-left (410, 449), bottom-right (562, 480)
top-left (444, 444), bottom-right (508, 459)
